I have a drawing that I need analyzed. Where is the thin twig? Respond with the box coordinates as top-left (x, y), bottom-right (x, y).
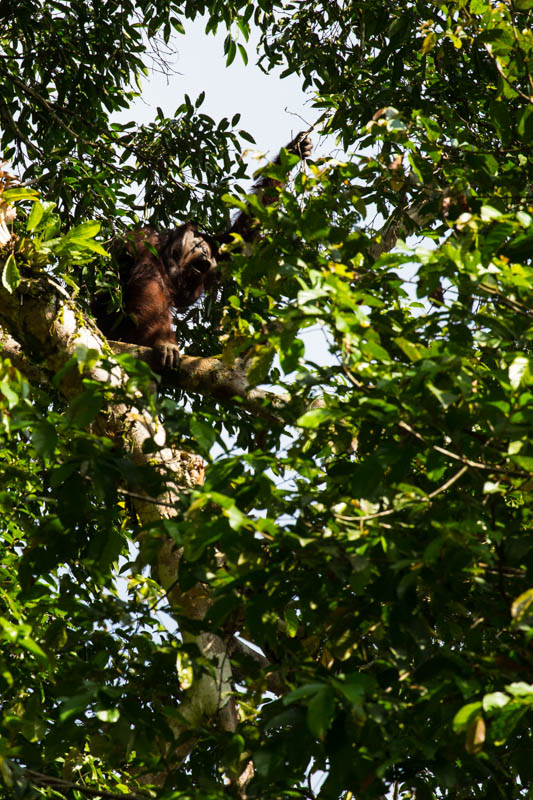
top-left (432, 443), bottom-right (523, 475)
top-left (428, 464), bottom-right (468, 498)
top-left (335, 461), bottom-right (487, 523)
top-left (117, 486), bottom-right (179, 510)
top-left (511, 20), bottom-right (533, 93)
top-left (0, 101), bottom-right (44, 159)
top-left (336, 506), bottom-right (398, 523)
top-left (24, 770), bottom-right (146, 800)
top-left (483, 42), bottom-right (533, 104)
top-left (479, 283), bottom-right (533, 318)
top-left (398, 421), bottom-right (526, 476)
top-left (3, 71), bottom-right (95, 147)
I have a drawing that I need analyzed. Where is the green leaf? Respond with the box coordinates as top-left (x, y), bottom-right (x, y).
top-left (96, 708), bottom-right (120, 723)
top-left (1, 253), bottom-right (20, 293)
top-left (508, 356), bottom-right (530, 389)
top-left (67, 392), bottom-right (103, 427)
top-left (362, 339), bottom-right (390, 362)
top-left (32, 422), bottom-right (58, 458)
top-left (307, 687), bottom-right (335, 740)
top-left (58, 691), bottom-right (96, 722)
top-left (0, 380), bottom-right (19, 407)
top-left (226, 37), bottom-right (237, 66)
top-left (394, 337), bottom-right (424, 362)
top-left (225, 503), bottom-right (248, 532)
top-left (65, 221), bottom-right (101, 240)
top-left (20, 637), bottom-right (48, 664)
top-left (284, 608), bottom-right (299, 638)
top-left (238, 43), bottom-right (248, 65)
top-left (295, 408), bottom-right (328, 429)
top-left (453, 702), bottom-right (483, 733)
top-left (298, 286), bottom-right (329, 305)
top-left (246, 345), bottom-right (275, 386)
top-left (511, 455), bottom-right (533, 471)
top-left (334, 673), bottom-right (376, 704)
top-left (427, 382), bottom-right (458, 409)
top-left (279, 337), bottom-right (304, 374)
top-left (480, 205), bottom-right (502, 222)
top-left (518, 106), bottom-right (533, 138)
top-left (26, 200), bottom-right (44, 231)
top-left (2, 188), bottom-right (39, 202)
top-left (284, 683), bottom-right (328, 703)
top-left (68, 237), bottom-right (109, 256)
top-left (189, 418), bottom-right (217, 452)
top-left (511, 588), bottom-right (533, 628)
top-left (490, 703), bottom-right (528, 745)
top-left (421, 31), bottom-right (437, 56)
top-left (482, 692), bottom-right (509, 712)
top-left (505, 682), bottom-right (533, 697)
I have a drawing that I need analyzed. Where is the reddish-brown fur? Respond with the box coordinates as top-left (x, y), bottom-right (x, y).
top-left (94, 134), bottom-right (311, 369)
top-left (95, 222), bottom-right (217, 367)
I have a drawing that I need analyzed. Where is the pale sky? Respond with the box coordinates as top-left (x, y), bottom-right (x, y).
top-left (117, 14), bottom-right (318, 162)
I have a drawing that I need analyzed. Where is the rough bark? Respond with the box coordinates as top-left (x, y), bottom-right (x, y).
top-left (110, 340), bottom-right (293, 422)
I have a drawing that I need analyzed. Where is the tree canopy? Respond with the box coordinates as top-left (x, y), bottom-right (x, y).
top-left (1, 1), bottom-right (533, 799)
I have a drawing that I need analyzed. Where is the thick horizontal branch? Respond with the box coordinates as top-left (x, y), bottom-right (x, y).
top-left (109, 340), bottom-right (295, 423)
top-left (0, 266), bottom-right (297, 424)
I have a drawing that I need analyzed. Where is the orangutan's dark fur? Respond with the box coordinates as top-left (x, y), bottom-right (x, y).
top-left (94, 223), bottom-right (217, 368)
top-left (93, 134), bottom-right (311, 369)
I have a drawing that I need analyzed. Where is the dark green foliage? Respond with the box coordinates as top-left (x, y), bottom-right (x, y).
top-left (1, 0), bottom-right (533, 798)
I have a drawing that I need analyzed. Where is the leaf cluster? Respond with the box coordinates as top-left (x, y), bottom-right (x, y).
top-left (1, 1), bottom-right (533, 799)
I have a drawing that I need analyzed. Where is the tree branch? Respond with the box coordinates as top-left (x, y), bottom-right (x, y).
top-left (368, 192), bottom-right (437, 260)
top-left (24, 770), bottom-right (146, 800)
top-left (483, 42), bottom-right (533, 104)
top-left (109, 341), bottom-right (293, 422)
